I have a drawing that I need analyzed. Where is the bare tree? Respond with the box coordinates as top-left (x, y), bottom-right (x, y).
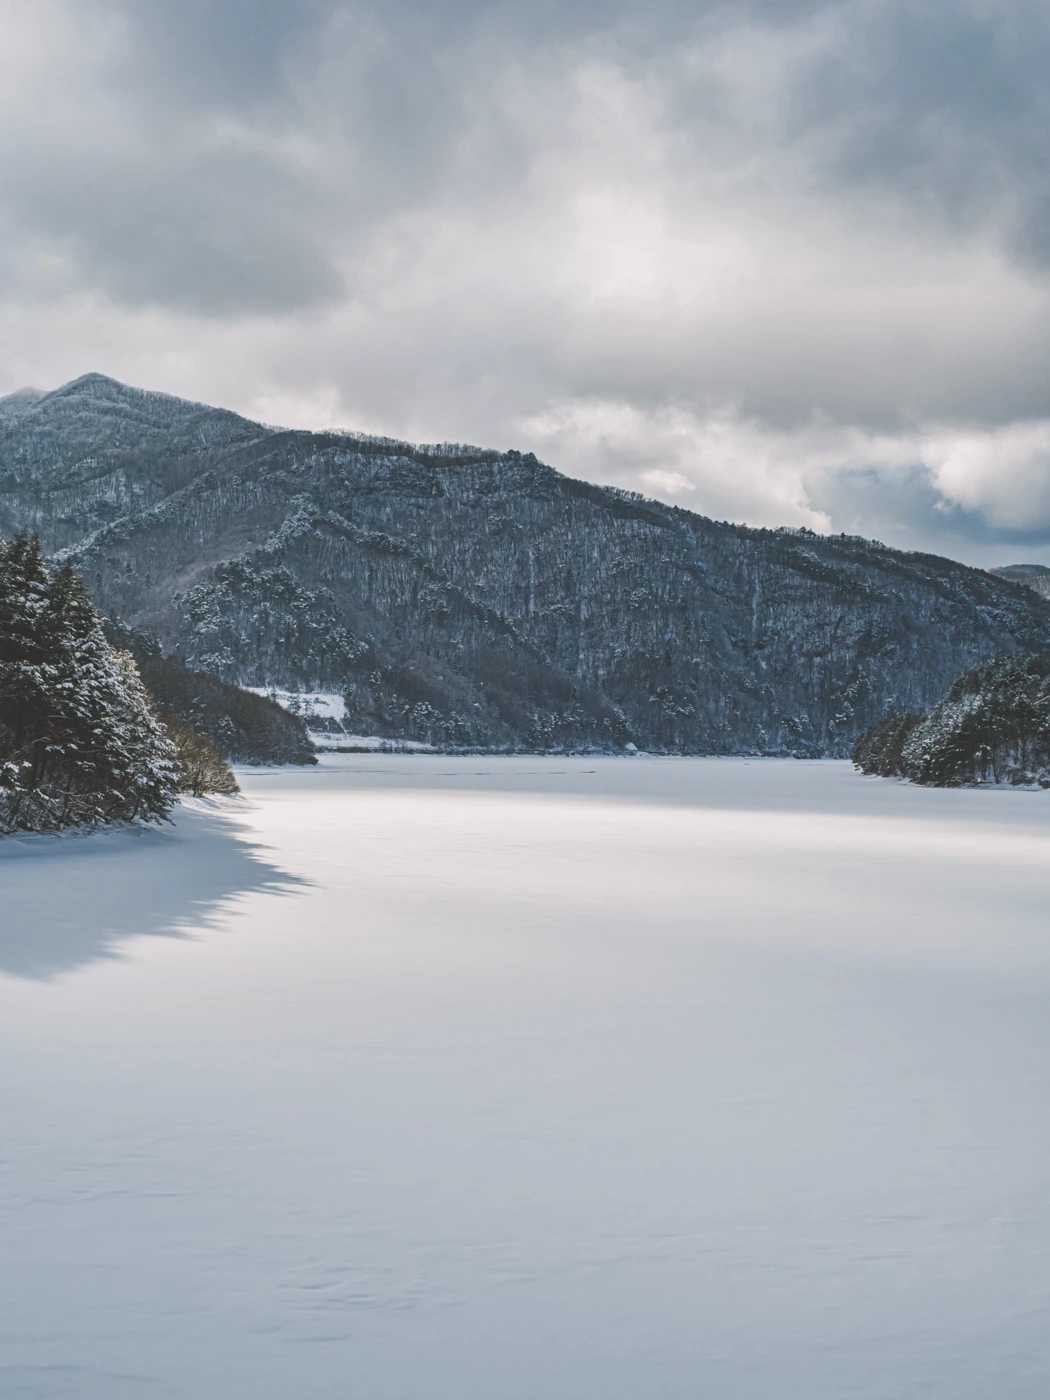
top-left (157, 713), bottom-right (240, 796)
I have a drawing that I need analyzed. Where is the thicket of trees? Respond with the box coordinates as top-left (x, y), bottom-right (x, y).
top-left (141, 655), bottom-right (316, 765)
top-left (1, 534), bottom-right (238, 835)
top-left (850, 712), bottom-right (922, 778)
top-left (852, 652), bottom-right (1050, 787)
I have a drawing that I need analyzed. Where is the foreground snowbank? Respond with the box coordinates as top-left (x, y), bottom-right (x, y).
top-left (2, 757), bottom-right (1050, 1398)
top-left (0, 795), bottom-right (297, 978)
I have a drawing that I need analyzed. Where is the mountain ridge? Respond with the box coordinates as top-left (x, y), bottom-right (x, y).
top-left (3, 374), bottom-right (1050, 754)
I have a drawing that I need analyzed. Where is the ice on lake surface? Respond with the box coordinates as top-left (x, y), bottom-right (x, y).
top-left (2, 755), bottom-right (1050, 1398)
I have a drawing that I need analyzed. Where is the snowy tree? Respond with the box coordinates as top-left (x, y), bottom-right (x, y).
top-left (0, 533), bottom-right (182, 834)
top-left (850, 712), bottom-right (922, 777)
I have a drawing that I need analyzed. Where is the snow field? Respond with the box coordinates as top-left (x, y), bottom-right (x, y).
top-left (243, 687), bottom-right (348, 725)
top-left (243, 687), bottom-right (436, 750)
top-left (2, 757), bottom-right (1050, 1398)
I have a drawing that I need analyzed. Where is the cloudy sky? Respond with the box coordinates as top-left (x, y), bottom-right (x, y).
top-left (2, 0), bottom-right (1049, 565)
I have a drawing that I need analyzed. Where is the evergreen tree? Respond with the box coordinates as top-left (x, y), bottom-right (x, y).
top-left (851, 711), bottom-right (922, 777)
top-left (1, 534), bottom-right (182, 834)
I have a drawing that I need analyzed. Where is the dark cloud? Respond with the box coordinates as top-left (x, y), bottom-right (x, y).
top-left (111, 0), bottom-right (333, 104)
top-left (788, 1), bottom-right (1050, 264)
top-left (3, 145), bottom-right (343, 315)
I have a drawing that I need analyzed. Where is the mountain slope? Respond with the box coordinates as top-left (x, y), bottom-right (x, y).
top-left (989, 564), bottom-right (1050, 601)
top-left (0, 373), bottom-right (272, 552)
top-left (3, 374), bottom-right (1050, 754)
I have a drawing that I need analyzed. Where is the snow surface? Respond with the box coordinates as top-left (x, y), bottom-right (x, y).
top-left (244, 687), bottom-right (348, 724)
top-left (242, 688), bottom-right (435, 751)
top-left (3, 757), bottom-right (1050, 1398)
top-left (313, 733), bottom-right (436, 751)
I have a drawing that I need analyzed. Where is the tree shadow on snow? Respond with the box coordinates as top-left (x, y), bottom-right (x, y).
top-left (0, 800), bottom-right (309, 980)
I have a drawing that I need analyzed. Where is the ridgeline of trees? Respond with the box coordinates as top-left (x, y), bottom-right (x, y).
top-left (852, 651), bottom-right (1050, 787)
top-left (1, 534), bottom-right (239, 835)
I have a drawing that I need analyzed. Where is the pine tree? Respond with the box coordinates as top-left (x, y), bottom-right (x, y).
top-left (851, 711), bottom-right (922, 777)
top-left (1, 534), bottom-right (182, 834)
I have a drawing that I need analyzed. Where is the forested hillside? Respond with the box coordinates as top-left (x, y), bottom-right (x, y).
top-left (4, 373), bottom-right (1050, 754)
top-left (853, 652), bottom-right (1050, 787)
top-left (103, 619), bottom-right (315, 766)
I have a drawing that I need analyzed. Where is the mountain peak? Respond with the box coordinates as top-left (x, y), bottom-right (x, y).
top-left (66, 371), bottom-right (125, 389)
top-left (5, 373), bottom-right (1050, 758)
top-left (47, 372), bottom-right (138, 402)
top-left (29, 373), bottom-right (264, 431)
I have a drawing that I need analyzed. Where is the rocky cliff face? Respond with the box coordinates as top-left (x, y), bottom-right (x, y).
top-left (4, 372), bottom-right (1050, 754)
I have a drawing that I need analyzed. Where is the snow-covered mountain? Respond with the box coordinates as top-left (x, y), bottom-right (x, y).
top-left (989, 564), bottom-right (1050, 601)
top-left (4, 372), bottom-right (1050, 754)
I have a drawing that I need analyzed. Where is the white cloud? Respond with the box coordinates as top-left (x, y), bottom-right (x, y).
top-left (641, 470), bottom-right (696, 496)
top-left (922, 423), bottom-right (1050, 532)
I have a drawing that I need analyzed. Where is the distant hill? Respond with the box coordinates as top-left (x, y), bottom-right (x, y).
top-left (988, 564), bottom-right (1050, 601)
top-left (4, 372), bottom-right (1050, 755)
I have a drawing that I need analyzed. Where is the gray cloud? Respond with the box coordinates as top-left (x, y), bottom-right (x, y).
top-left (788, 2), bottom-right (1050, 266)
top-left (2, 144), bottom-right (343, 314)
top-left (2, 0), bottom-right (1050, 562)
top-left (113, 0), bottom-right (332, 104)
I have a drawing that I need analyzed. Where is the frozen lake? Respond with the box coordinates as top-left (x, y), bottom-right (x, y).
top-left (3, 755), bottom-right (1050, 1398)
